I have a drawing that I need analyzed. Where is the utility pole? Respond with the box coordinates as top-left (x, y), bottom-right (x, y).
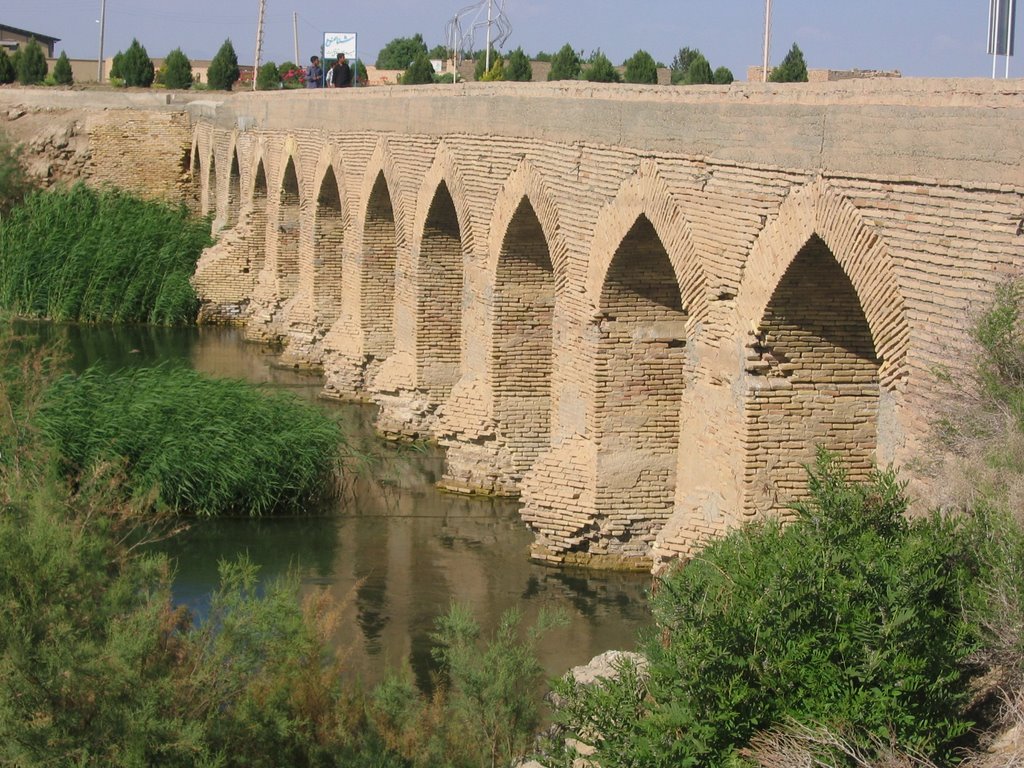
top-left (293, 12), bottom-right (299, 66)
top-left (97, 0), bottom-right (106, 83)
top-left (761, 0), bottom-right (773, 82)
top-left (254, 0), bottom-right (267, 91)
top-left (485, 0), bottom-right (492, 71)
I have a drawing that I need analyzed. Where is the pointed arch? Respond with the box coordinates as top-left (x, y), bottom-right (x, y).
top-left (276, 150), bottom-right (302, 297)
top-left (241, 152), bottom-right (269, 279)
top-left (735, 182), bottom-right (908, 514)
top-left (206, 152), bottom-right (216, 218)
top-left (225, 134), bottom-right (242, 228)
top-left (185, 137), bottom-right (201, 215)
top-left (312, 158), bottom-right (346, 325)
top-left (593, 214), bottom-right (689, 549)
top-left (360, 169), bottom-right (398, 362)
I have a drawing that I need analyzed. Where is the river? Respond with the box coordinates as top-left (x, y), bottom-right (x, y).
top-left (23, 321), bottom-right (652, 690)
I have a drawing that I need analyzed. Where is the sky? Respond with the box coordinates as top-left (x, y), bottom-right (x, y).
top-left (4, 0), bottom-right (1020, 79)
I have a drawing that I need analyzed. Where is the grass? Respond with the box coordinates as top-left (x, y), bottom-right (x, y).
top-left (37, 363), bottom-right (348, 517)
top-left (0, 183), bottom-right (211, 324)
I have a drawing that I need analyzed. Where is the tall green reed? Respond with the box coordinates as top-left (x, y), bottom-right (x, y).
top-left (38, 364), bottom-right (347, 516)
top-left (0, 184), bottom-right (210, 324)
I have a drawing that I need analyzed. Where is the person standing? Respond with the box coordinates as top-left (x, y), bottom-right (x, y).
top-left (306, 55), bottom-right (323, 88)
top-left (330, 53), bottom-right (352, 88)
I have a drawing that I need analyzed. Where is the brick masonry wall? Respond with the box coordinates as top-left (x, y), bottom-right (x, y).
top-left (4, 83), bottom-right (1017, 571)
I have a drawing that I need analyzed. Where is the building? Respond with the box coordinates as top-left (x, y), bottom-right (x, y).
top-left (0, 23), bottom-right (60, 58)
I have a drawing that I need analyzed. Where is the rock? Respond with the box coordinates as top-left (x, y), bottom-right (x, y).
top-left (566, 650), bottom-right (647, 688)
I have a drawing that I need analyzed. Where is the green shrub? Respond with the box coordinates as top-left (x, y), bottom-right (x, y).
top-left (256, 61), bottom-right (280, 90)
top-left (109, 50), bottom-right (124, 79)
top-left (207, 39), bottom-right (240, 90)
top-left (551, 450), bottom-right (986, 766)
top-left (473, 48), bottom-right (500, 80)
top-left (162, 48), bottom-right (192, 89)
top-left (623, 49), bottom-right (657, 84)
top-left (479, 56), bottom-right (505, 82)
top-left (118, 38), bottom-right (154, 87)
top-left (16, 38), bottom-right (47, 85)
top-left (401, 53), bottom-right (436, 85)
top-left (504, 47), bottom-right (532, 81)
top-left (0, 131), bottom-right (35, 216)
top-left (52, 51), bottom-right (73, 85)
top-left (713, 66), bottom-right (734, 84)
top-left (0, 48), bottom-right (14, 84)
top-left (38, 364), bottom-right (348, 516)
top-left (547, 43), bottom-right (581, 81)
top-left (685, 52), bottom-right (714, 84)
top-left (0, 184), bottom-right (210, 324)
top-left (582, 50), bottom-right (621, 83)
top-left (769, 42), bottom-right (809, 82)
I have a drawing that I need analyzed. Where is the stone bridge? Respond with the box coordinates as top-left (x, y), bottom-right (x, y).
top-left (186, 79), bottom-right (1024, 569)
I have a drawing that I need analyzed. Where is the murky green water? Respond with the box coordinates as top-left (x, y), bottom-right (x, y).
top-left (22, 321), bottom-right (652, 689)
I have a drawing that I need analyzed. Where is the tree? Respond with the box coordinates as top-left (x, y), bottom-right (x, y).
top-left (684, 52), bottom-right (714, 84)
top-left (713, 66), bottom-right (734, 85)
top-left (53, 52), bottom-right (73, 85)
top-left (16, 38), bottom-right (47, 86)
top-left (670, 46), bottom-right (701, 84)
top-left (473, 48), bottom-right (500, 80)
top-left (504, 47), bottom-right (532, 81)
top-left (428, 44), bottom-right (449, 60)
top-left (769, 42), bottom-right (808, 82)
top-left (582, 50), bottom-right (621, 83)
top-left (109, 50), bottom-right (124, 80)
top-left (207, 39), bottom-right (240, 91)
top-left (256, 61), bottom-right (280, 90)
top-left (400, 52), bottom-right (435, 85)
top-left (119, 39), bottom-right (154, 87)
top-left (534, 51), bottom-right (552, 62)
top-left (162, 48), bottom-right (192, 89)
top-left (376, 33), bottom-right (428, 69)
top-left (623, 49), bottom-right (657, 84)
top-left (0, 49), bottom-right (16, 85)
top-left (547, 43), bottom-right (581, 81)
top-left (479, 56), bottom-right (505, 82)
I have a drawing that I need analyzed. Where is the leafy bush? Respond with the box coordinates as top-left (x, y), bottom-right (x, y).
top-left (377, 33), bottom-right (428, 69)
top-left (16, 38), bottom-right (47, 85)
top-left (38, 364), bottom-right (348, 517)
top-left (0, 48), bottom-right (14, 84)
top-left (547, 43), bottom-right (581, 81)
top-left (401, 53), bottom-right (436, 85)
top-left (582, 50), bottom-right (621, 83)
top-left (118, 38), bottom-right (155, 87)
top-left (52, 51), bottom-right (73, 85)
top-left (770, 42), bottom-right (809, 82)
top-left (623, 49), bottom-right (657, 84)
top-left (479, 56), bottom-right (505, 82)
top-left (713, 65), bottom-right (734, 84)
top-left (473, 47), bottom-right (501, 80)
top-left (162, 47), bottom-right (193, 89)
top-left (207, 38), bottom-right (240, 90)
top-left (504, 47), bottom-right (532, 81)
top-left (109, 50), bottom-right (124, 79)
top-left (0, 184), bottom-right (210, 324)
top-left (256, 61), bottom-right (280, 90)
top-left (551, 451), bottom-right (986, 766)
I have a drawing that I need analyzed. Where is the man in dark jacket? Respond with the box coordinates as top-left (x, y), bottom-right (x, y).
top-left (329, 53), bottom-right (351, 88)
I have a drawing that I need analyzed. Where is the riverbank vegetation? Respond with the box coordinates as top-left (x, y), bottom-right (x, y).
top-left (38, 364), bottom-right (347, 516)
top-left (0, 183), bottom-right (210, 324)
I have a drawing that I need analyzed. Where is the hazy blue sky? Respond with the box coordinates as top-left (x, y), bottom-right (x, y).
top-left (4, 0), bottom-right (1019, 78)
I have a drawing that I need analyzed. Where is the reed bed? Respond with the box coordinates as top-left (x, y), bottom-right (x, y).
top-left (0, 184), bottom-right (211, 324)
top-left (37, 364), bottom-right (347, 516)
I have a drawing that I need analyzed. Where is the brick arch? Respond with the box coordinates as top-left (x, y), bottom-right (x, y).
top-left (586, 168), bottom-right (710, 331)
top-left (411, 147), bottom-right (473, 400)
top-left (311, 151), bottom-right (348, 326)
top-left (223, 132), bottom-right (243, 228)
top-left (239, 148), bottom-right (270, 279)
top-left (486, 160), bottom-right (570, 288)
top-left (354, 140), bottom-right (405, 363)
top-left (186, 135), bottom-right (202, 215)
top-left (274, 144), bottom-right (303, 297)
top-left (736, 182), bottom-right (909, 515)
top-left (735, 181), bottom-right (909, 389)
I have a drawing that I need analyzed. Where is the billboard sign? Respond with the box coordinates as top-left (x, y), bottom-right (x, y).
top-left (988, 0), bottom-right (1017, 56)
top-left (324, 32), bottom-right (357, 61)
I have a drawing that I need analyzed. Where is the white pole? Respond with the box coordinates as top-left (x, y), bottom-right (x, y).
top-left (762, 0), bottom-right (772, 82)
top-left (485, 0), bottom-right (493, 71)
top-left (994, 0), bottom-right (1001, 78)
top-left (97, 0), bottom-right (106, 82)
top-left (293, 12), bottom-right (299, 67)
top-left (254, 0), bottom-right (266, 91)
top-left (1006, 0), bottom-right (1015, 77)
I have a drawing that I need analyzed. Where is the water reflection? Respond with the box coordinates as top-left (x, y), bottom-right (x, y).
top-left (20, 321), bottom-right (653, 687)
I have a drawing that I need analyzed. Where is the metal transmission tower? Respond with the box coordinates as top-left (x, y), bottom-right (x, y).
top-left (253, 0), bottom-right (267, 91)
top-left (445, 0), bottom-right (512, 79)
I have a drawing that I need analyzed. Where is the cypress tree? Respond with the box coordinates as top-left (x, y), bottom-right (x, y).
top-left (547, 43), bottom-right (581, 81)
top-left (120, 39), bottom-right (154, 87)
top-left (0, 50), bottom-right (15, 85)
top-left (400, 53), bottom-right (435, 85)
top-left (163, 48), bottom-right (193, 89)
top-left (582, 50), bottom-right (621, 83)
top-left (16, 39), bottom-right (47, 85)
top-left (53, 52), bottom-right (73, 85)
top-left (623, 49), bottom-right (658, 84)
top-left (504, 47), bottom-right (532, 81)
top-left (207, 39), bottom-right (240, 90)
top-left (769, 42), bottom-right (809, 82)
